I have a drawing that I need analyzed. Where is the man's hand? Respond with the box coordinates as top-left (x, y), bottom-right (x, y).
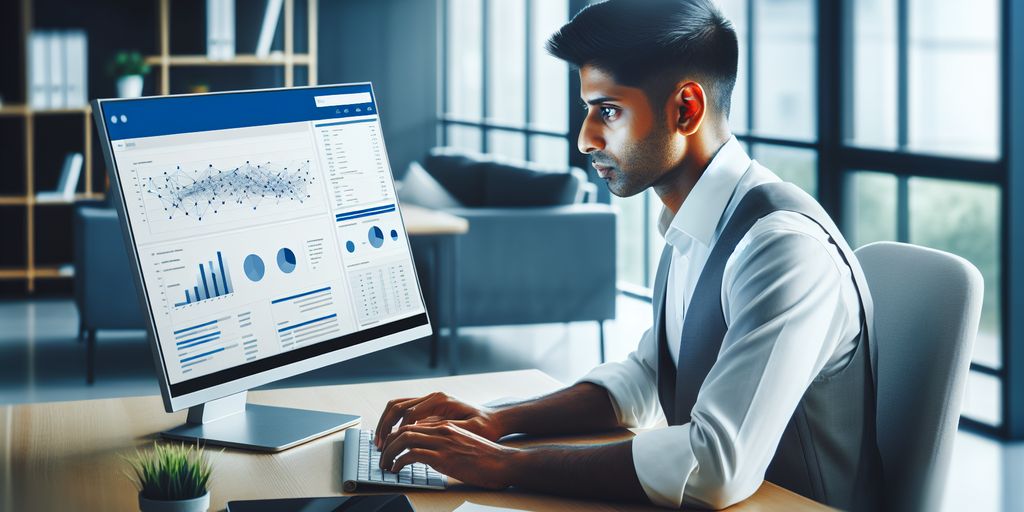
top-left (378, 421), bottom-right (519, 490)
top-left (374, 392), bottom-right (505, 451)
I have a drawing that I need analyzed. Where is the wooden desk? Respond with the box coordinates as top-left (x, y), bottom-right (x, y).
top-left (0, 370), bottom-right (832, 512)
top-left (401, 204), bottom-right (469, 372)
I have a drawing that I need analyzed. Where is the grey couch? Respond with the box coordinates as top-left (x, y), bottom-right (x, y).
top-left (406, 148), bottom-right (618, 361)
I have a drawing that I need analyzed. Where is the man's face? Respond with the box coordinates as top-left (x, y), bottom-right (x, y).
top-left (578, 65), bottom-right (683, 198)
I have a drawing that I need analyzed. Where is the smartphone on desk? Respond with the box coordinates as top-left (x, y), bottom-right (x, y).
top-left (227, 494), bottom-right (415, 512)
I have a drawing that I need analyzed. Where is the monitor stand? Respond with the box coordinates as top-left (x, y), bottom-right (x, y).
top-left (161, 391), bottom-right (360, 452)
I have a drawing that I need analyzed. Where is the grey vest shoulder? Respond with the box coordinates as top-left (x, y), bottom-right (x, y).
top-left (652, 170), bottom-right (884, 511)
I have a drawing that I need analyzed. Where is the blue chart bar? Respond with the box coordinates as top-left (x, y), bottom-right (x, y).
top-left (277, 313), bottom-right (338, 333)
top-left (335, 204), bottom-right (396, 222)
top-left (271, 286), bottom-right (332, 305)
top-left (174, 250), bottom-right (234, 307)
top-left (181, 348), bottom-right (225, 366)
top-left (174, 318), bottom-right (225, 368)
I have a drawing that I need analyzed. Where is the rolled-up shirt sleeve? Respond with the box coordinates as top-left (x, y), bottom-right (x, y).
top-left (576, 325), bottom-right (663, 429)
top-left (622, 221), bottom-right (860, 509)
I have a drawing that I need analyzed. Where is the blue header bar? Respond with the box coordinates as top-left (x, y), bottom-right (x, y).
top-left (99, 83), bottom-right (377, 141)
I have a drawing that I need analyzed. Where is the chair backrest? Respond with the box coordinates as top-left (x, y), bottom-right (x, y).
top-left (855, 242), bottom-right (983, 511)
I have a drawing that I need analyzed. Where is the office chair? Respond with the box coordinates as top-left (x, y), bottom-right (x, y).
top-left (855, 241), bottom-right (983, 511)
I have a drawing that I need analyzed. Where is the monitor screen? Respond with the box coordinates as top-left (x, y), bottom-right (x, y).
top-left (97, 84), bottom-right (429, 400)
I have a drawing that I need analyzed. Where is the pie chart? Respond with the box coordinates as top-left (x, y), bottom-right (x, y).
top-left (368, 226), bottom-right (385, 248)
top-left (276, 247), bottom-right (297, 273)
top-left (346, 241), bottom-right (356, 253)
top-left (390, 229), bottom-right (399, 241)
top-left (243, 254), bottom-right (265, 282)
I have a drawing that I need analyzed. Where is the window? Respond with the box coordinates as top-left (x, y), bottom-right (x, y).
top-left (440, 0), bottom-right (1014, 438)
top-left (610, 0), bottom-right (1008, 435)
top-left (846, 0), bottom-right (1004, 432)
top-left (440, 0), bottom-right (570, 165)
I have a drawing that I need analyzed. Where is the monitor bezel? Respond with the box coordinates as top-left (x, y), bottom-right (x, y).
top-left (91, 83), bottom-right (433, 413)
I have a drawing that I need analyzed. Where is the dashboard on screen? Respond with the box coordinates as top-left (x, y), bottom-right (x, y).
top-left (98, 85), bottom-right (428, 398)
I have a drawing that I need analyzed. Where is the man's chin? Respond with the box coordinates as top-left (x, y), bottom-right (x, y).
top-left (606, 179), bottom-right (645, 198)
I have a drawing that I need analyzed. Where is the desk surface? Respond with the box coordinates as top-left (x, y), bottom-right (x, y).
top-left (402, 204), bottom-right (470, 236)
top-left (0, 370), bottom-right (832, 512)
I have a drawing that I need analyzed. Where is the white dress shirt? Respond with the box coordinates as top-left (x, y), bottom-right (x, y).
top-left (579, 137), bottom-right (863, 509)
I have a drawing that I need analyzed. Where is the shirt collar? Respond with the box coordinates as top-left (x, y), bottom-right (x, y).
top-left (658, 136), bottom-right (751, 248)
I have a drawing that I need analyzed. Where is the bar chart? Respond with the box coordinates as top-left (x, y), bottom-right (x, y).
top-left (174, 250), bottom-right (235, 307)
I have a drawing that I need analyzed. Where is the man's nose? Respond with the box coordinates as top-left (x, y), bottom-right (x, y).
top-left (578, 114), bottom-right (604, 154)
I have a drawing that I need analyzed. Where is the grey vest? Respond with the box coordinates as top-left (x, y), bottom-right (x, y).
top-left (653, 175), bottom-right (884, 510)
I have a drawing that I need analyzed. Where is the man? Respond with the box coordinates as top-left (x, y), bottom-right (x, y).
top-left (375, 0), bottom-right (883, 509)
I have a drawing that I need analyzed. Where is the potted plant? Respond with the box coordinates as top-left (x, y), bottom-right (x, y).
top-left (109, 51), bottom-right (151, 98)
top-left (125, 442), bottom-right (214, 512)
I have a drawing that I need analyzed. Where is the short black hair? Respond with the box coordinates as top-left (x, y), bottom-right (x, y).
top-left (546, 0), bottom-right (738, 118)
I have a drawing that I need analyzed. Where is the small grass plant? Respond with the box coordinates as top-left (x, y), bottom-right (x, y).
top-left (125, 442), bottom-right (214, 501)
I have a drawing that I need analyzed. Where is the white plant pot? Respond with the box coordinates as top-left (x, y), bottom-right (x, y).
top-left (117, 75), bottom-right (145, 98)
top-left (138, 491), bottom-right (210, 512)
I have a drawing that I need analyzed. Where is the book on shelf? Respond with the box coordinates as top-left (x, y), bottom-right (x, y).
top-left (36, 152), bottom-right (83, 204)
top-left (27, 30), bottom-right (89, 110)
top-left (255, 0), bottom-right (283, 58)
top-left (206, 0), bottom-right (236, 61)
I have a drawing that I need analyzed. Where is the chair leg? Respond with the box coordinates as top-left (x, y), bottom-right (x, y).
top-left (598, 320), bottom-right (606, 364)
top-left (85, 329), bottom-right (96, 385)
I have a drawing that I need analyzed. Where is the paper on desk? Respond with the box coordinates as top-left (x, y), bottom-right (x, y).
top-left (453, 502), bottom-right (531, 512)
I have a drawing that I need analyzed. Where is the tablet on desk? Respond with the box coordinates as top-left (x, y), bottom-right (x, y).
top-left (226, 494), bottom-right (415, 512)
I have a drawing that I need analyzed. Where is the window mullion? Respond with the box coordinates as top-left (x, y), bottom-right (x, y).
top-left (524, 0), bottom-right (533, 161)
top-left (481, 0), bottom-right (490, 153)
top-left (897, 0), bottom-right (909, 149)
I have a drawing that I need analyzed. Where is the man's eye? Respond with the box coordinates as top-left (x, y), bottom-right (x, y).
top-left (600, 106), bottom-right (619, 120)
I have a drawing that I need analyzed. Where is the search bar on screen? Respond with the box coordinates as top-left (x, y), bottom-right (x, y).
top-left (314, 92), bottom-right (373, 108)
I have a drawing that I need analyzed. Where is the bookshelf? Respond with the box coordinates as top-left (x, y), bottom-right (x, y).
top-left (0, 0), bottom-right (102, 293)
top-left (0, 0), bottom-right (318, 294)
top-left (147, 0), bottom-right (318, 95)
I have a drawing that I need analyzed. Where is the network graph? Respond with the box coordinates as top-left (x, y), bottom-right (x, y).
top-left (144, 160), bottom-right (316, 223)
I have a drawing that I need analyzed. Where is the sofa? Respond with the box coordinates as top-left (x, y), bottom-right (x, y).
top-left (402, 148), bottom-right (618, 362)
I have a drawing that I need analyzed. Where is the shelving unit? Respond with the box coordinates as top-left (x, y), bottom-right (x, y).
top-left (0, 0), bottom-right (103, 293)
top-left (147, 0), bottom-right (318, 95)
top-left (0, 0), bottom-right (318, 294)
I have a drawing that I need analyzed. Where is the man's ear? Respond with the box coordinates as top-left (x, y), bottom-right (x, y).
top-left (670, 81), bottom-right (706, 136)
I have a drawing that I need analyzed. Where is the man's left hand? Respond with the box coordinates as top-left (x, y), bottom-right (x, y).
top-left (378, 420), bottom-right (521, 490)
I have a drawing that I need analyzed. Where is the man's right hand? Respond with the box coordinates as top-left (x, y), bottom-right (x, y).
top-left (374, 391), bottom-right (506, 451)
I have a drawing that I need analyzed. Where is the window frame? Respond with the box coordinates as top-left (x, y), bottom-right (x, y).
top-left (437, 0), bottom-right (572, 159)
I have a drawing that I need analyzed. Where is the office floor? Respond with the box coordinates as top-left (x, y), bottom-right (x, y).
top-left (0, 296), bottom-right (1019, 511)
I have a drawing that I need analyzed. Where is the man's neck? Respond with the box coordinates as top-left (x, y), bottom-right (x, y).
top-left (654, 131), bottom-right (732, 215)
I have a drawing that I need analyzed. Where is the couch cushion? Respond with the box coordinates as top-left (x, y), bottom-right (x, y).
top-left (397, 161), bottom-right (463, 209)
top-left (424, 148), bottom-right (580, 207)
top-left (480, 161), bottom-right (579, 207)
top-left (423, 150), bottom-right (488, 206)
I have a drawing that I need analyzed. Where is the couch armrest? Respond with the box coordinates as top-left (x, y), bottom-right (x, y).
top-left (441, 204), bottom-right (617, 326)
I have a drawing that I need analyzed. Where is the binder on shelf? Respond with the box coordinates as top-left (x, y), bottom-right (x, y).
top-left (28, 31), bottom-right (48, 109)
top-left (47, 31), bottom-right (66, 108)
top-left (206, 0), bottom-right (236, 61)
top-left (36, 152), bottom-right (83, 204)
top-left (255, 0), bottom-right (283, 58)
top-left (26, 29), bottom-right (88, 110)
top-left (64, 31), bottom-right (88, 108)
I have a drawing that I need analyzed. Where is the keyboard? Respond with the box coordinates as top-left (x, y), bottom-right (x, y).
top-left (342, 428), bottom-right (448, 492)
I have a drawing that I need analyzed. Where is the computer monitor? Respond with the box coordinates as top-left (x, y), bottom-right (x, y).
top-left (92, 83), bottom-right (432, 451)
